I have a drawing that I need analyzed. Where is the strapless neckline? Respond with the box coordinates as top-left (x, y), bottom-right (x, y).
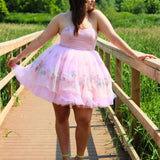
top-left (60, 25), bottom-right (98, 36)
top-left (60, 25), bottom-right (98, 51)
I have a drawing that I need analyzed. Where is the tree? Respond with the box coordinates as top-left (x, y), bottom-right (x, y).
top-left (55, 0), bottom-right (69, 12)
top-left (144, 0), bottom-right (160, 13)
top-left (5, 0), bottom-right (61, 14)
top-left (115, 0), bottom-right (123, 12)
top-left (96, 0), bottom-right (109, 12)
top-left (121, 0), bottom-right (146, 14)
top-left (0, 0), bottom-right (9, 21)
top-left (106, 0), bottom-right (116, 9)
top-left (5, 0), bottom-right (21, 12)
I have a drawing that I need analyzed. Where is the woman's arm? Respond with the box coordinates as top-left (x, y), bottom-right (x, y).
top-left (94, 10), bottom-right (157, 60)
top-left (8, 13), bottom-right (61, 68)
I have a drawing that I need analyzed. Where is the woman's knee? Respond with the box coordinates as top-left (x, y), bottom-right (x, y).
top-left (53, 103), bottom-right (70, 124)
top-left (76, 116), bottom-right (91, 128)
top-left (73, 107), bottom-right (93, 128)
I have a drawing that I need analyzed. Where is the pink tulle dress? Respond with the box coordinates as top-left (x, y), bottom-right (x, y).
top-left (13, 25), bottom-right (116, 108)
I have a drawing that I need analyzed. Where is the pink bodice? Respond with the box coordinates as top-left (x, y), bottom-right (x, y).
top-left (60, 25), bottom-right (97, 51)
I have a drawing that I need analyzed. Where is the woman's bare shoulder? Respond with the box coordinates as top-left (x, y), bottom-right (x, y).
top-left (52, 12), bottom-right (67, 21)
top-left (53, 11), bottom-right (71, 25)
top-left (91, 9), bottom-right (105, 18)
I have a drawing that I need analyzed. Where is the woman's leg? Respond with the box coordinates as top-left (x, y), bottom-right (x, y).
top-left (52, 103), bottom-right (71, 160)
top-left (73, 106), bottom-right (93, 160)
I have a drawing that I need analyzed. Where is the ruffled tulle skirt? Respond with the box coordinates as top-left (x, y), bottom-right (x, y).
top-left (14, 44), bottom-right (116, 108)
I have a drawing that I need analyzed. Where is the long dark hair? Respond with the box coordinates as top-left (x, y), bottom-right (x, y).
top-left (69, 0), bottom-right (94, 35)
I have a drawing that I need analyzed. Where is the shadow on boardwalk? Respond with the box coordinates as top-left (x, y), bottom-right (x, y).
top-left (0, 88), bottom-right (130, 160)
top-left (56, 124), bottom-right (130, 160)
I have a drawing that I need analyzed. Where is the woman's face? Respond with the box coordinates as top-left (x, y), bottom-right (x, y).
top-left (86, 0), bottom-right (95, 12)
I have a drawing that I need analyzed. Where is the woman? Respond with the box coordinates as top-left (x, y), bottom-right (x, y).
top-left (7, 0), bottom-right (157, 159)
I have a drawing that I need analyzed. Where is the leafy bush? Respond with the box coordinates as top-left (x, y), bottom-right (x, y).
top-left (144, 0), bottom-right (160, 14)
top-left (115, 0), bottom-right (160, 14)
top-left (121, 0), bottom-right (146, 14)
top-left (54, 0), bottom-right (69, 12)
top-left (5, 0), bottom-right (62, 14)
top-left (115, 0), bottom-right (122, 12)
top-left (0, 0), bottom-right (9, 21)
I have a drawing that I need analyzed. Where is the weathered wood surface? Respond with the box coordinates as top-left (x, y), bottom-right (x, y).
top-left (0, 88), bottom-right (130, 160)
top-left (107, 106), bottom-right (140, 160)
top-left (0, 85), bottom-right (24, 128)
top-left (0, 31), bottom-right (43, 56)
top-left (112, 81), bottom-right (160, 148)
top-left (96, 37), bottom-right (160, 84)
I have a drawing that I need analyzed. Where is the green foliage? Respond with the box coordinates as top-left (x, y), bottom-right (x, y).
top-left (4, 0), bottom-right (160, 14)
top-left (144, 0), bottom-right (160, 14)
top-left (0, 0), bottom-right (9, 21)
top-left (96, 0), bottom-right (115, 11)
top-left (105, 12), bottom-right (160, 28)
top-left (0, 23), bottom-right (46, 42)
top-left (5, 0), bottom-right (61, 14)
top-left (115, 0), bottom-right (160, 14)
top-left (4, 0), bottom-right (19, 12)
top-left (3, 13), bottom-right (54, 24)
top-left (99, 19), bottom-right (160, 159)
top-left (115, 0), bottom-right (122, 12)
top-left (55, 0), bottom-right (69, 12)
top-left (121, 0), bottom-right (146, 14)
top-left (4, 129), bottom-right (19, 137)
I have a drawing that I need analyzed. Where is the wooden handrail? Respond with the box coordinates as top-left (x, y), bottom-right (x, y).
top-left (0, 31), bottom-right (43, 56)
top-left (0, 31), bottom-right (43, 128)
top-left (96, 37), bottom-right (160, 159)
top-left (97, 38), bottom-right (160, 83)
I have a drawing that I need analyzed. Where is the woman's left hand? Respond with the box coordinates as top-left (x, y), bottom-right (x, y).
top-left (136, 54), bottom-right (158, 61)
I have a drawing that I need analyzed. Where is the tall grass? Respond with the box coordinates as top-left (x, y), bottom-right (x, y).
top-left (0, 23), bottom-right (46, 42)
top-left (3, 12), bottom-right (160, 28)
top-left (100, 26), bottom-right (160, 159)
top-left (0, 23), bottom-right (52, 110)
top-left (103, 8), bottom-right (160, 28)
top-left (3, 13), bottom-right (55, 24)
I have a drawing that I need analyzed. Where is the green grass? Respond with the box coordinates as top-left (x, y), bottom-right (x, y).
top-left (105, 10), bottom-right (160, 28)
top-left (0, 23), bottom-right (52, 110)
top-left (99, 26), bottom-right (160, 160)
top-left (99, 26), bottom-right (160, 58)
top-left (3, 12), bottom-right (55, 24)
top-left (0, 23), bottom-right (46, 42)
top-left (3, 12), bottom-right (160, 28)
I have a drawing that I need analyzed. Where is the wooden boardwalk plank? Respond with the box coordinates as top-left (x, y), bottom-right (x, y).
top-left (0, 88), bottom-right (130, 160)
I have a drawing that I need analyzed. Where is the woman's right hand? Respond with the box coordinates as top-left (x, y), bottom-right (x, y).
top-left (7, 57), bottom-right (18, 68)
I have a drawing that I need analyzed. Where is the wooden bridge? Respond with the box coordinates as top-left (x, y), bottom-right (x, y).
top-left (0, 31), bottom-right (160, 159)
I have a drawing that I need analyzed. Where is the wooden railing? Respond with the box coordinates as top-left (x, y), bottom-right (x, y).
top-left (0, 31), bottom-right (160, 159)
top-left (96, 37), bottom-right (160, 159)
top-left (0, 31), bottom-right (43, 126)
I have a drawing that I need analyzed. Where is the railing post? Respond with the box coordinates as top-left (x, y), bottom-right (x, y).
top-left (131, 67), bottom-right (140, 146)
top-left (95, 46), bottom-right (98, 52)
top-left (131, 68), bottom-right (140, 106)
top-left (6, 51), bottom-right (13, 97)
top-left (105, 53), bottom-right (111, 73)
top-left (15, 48), bottom-right (22, 90)
top-left (22, 44), bottom-right (28, 62)
top-left (17, 47), bottom-right (22, 65)
top-left (115, 58), bottom-right (122, 123)
top-left (99, 49), bottom-right (108, 120)
top-left (99, 49), bottom-right (104, 60)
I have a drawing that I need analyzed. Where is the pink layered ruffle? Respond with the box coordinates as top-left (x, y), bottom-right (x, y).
top-left (14, 44), bottom-right (116, 108)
